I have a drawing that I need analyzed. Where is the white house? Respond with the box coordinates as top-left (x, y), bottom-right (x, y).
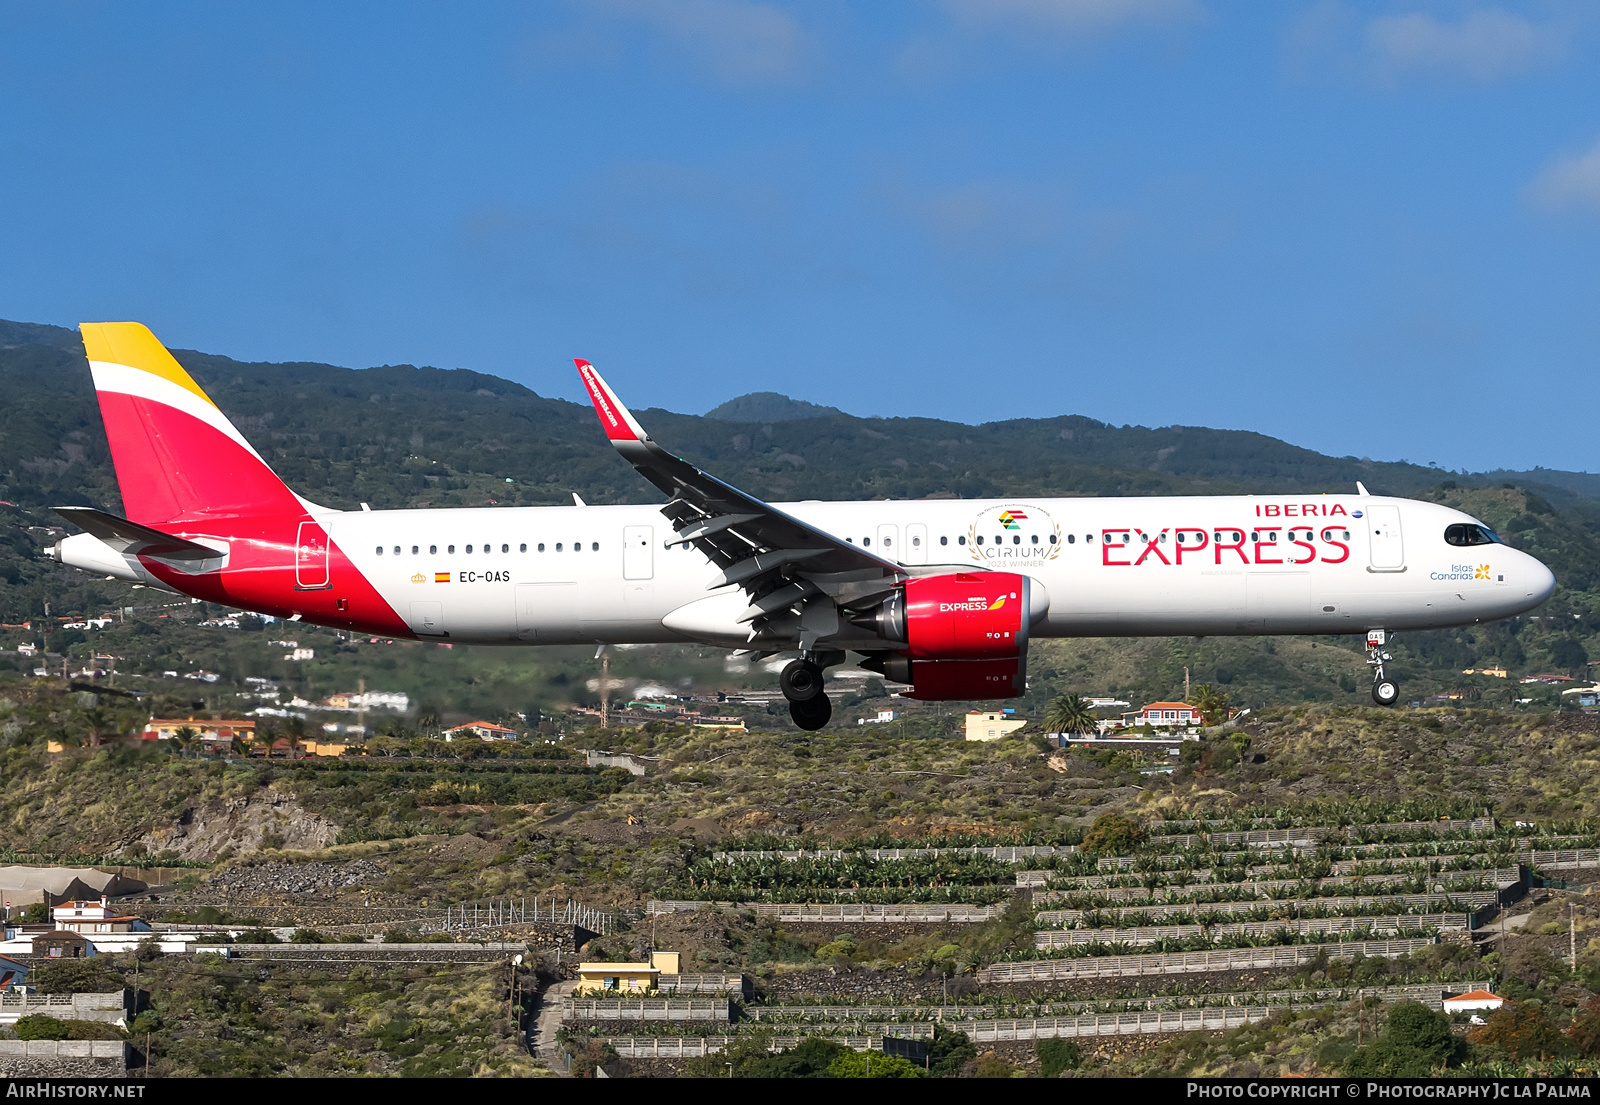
top-left (1443, 989), bottom-right (1505, 1014)
top-left (442, 721), bottom-right (518, 742)
top-left (51, 899), bottom-right (152, 936)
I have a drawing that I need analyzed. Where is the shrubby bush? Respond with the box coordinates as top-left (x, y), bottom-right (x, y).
top-left (1344, 1000), bottom-right (1461, 1075)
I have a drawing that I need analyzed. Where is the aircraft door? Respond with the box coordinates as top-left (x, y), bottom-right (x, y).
top-left (516, 582), bottom-right (579, 640)
top-left (905, 523), bottom-right (928, 565)
top-left (295, 520), bottom-right (331, 590)
top-left (623, 525), bottom-right (654, 580)
top-left (1367, 505), bottom-right (1405, 571)
top-left (876, 523), bottom-right (900, 562)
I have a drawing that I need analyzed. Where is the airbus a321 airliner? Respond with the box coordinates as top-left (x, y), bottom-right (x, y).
top-left (48, 323), bottom-right (1557, 729)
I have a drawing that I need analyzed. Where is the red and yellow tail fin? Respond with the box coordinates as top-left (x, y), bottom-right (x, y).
top-left (80, 322), bottom-right (304, 524)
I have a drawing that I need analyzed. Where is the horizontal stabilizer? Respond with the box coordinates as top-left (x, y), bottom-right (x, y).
top-left (52, 506), bottom-right (222, 561)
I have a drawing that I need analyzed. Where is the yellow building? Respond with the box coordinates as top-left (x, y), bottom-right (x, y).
top-left (575, 951), bottom-right (681, 995)
top-left (965, 710), bottom-right (1027, 742)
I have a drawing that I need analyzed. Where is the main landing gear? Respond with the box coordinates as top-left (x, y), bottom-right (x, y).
top-left (1367, 629), bottom-right (1400, 707)
top-left (781, 655), bottom-right (835, 731)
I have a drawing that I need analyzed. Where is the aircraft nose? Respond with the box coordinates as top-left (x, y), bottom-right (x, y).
top-left (1525, 554), bottom-right (1556, 605)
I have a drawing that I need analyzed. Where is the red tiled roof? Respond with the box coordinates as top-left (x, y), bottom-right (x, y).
top-left (1445, 989), bottom-right (1504, 1002)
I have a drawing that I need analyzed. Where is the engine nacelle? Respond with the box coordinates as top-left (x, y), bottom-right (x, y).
top-left (855, 572), bottom-right (1047, 657)
top-left (854, 572), bottom-right (1048, 700)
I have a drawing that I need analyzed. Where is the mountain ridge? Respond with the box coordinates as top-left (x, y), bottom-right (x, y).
top-left (0, 318), bottom-right (1592, 516)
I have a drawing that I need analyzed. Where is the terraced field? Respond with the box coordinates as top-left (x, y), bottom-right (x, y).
top-left (562, 815), bottom-right (1587, 1067)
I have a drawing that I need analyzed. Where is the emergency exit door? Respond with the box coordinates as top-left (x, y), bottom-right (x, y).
top-left (1367, 505), bottom-right (1405, 571)
top-left (876, 523), bottom-right (899, 561)
top-left (295, 520), bottom-right (331, 589)
top-left (623, 525), bottom-right (654, 580)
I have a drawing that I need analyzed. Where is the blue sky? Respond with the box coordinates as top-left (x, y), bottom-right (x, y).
top-left (3, 2), bottom-right (1599, 474)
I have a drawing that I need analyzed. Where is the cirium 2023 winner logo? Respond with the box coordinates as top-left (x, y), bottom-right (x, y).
top-left (968, 504), bottom-right (1063, 567)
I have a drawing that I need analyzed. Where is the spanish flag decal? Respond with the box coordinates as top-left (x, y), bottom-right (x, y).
top-left (434, 572), bottom-right (450, 583)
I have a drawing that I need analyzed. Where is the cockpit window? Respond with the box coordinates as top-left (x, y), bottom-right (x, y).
top-left (1444, 523), bottom-right (1501, 547)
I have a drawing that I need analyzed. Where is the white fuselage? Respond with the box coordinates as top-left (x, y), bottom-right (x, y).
top-left (323, 493), bottom-right (1555, 647)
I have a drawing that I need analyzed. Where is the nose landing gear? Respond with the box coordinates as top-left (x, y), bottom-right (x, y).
top-left (1367, 629), bottom-right (1400, 706)
top-left (781, 654), bottom-right (836, 731)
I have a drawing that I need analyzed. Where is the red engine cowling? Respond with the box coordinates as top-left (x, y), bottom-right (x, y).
top-left (903, 572), bottom-right (1032, 658)
top-left (856, 572), bottom-right (1042, 700)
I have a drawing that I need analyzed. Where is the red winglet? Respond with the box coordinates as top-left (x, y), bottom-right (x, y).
top-left (575, 358), bottom-right (647, 443)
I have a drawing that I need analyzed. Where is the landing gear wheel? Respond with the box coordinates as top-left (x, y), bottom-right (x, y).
top-left (780, 659), bottom-right (825, 703)
top-left (1364, 630), bottom-right (1398, 708)
top-left (789, 695), bottom-right (832, 731)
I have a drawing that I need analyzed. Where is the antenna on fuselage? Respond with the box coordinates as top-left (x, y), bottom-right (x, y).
top-left (1356, 482), bottom-right (1370, 496)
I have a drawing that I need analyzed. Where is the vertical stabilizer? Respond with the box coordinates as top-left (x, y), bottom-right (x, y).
top-left (80, 322), bottom-right (304, 524)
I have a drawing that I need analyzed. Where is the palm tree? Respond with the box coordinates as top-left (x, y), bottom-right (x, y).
top-left (1188, 684), bottom-right (1230, 726)
top-left (1044, 694), bottom-right (1098, 737)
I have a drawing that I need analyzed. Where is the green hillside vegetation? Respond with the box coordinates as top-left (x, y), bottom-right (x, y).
top-left (6, 316), bottom-right (1600, 520)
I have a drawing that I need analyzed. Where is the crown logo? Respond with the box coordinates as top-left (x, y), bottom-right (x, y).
top-left (411, 573), bottom-right (425, 584)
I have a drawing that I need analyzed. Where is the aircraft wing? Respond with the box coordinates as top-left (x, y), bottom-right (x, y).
top-left (575, 359), bottom-right (905, 618)
top-left (52, 506), bottom-right (222, 561)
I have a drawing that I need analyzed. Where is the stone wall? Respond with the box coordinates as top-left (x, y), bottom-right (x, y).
top-left (0, 1040), bottom-right (127, 1077)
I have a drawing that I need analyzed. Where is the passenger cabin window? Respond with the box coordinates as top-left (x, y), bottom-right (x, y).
top-left (430, 545), bottom-right (437, 554)
top-left (538, 543), bottom-right (545, 552)
top-left (376, 547), bottom-right (383, 555)
top-left (503, 544), bottom-right (510, 553)
top-left (592, 542), bottom-right (599, 551)
top-left (519, 543), bottom-right (526, 552)
top-left (940, 536), bottom-right (948, 546)
top-left (447, 545), bottom-right (455, 554)
top-left (863, 537), bottom-right (870, 546)
top-left (393, 546), bottom-right (401, 555)
top-left (958, 536), bottom-right (966, 545)
top-left (1445, 523), bottom-right (1500, 547)
top-left (466, 545), bottom-right (473, 553)
top-left (412, 546), bottom-right (419, 554)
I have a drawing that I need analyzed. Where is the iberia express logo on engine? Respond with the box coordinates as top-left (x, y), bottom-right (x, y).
top-left (939, 594), bottom-right (1010, 613)
top-left (968, 504), bottom-right (1062, 566)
